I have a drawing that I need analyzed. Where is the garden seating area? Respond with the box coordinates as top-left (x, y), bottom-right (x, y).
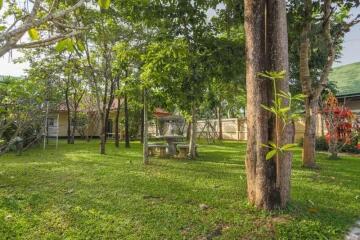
top-left (148, 142), bottom-right (198, 158)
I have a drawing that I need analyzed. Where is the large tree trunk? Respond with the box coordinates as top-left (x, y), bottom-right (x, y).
top-left (188, 103), bottom-right (197, 159)
top-left (143, 89), bottom-right (149, 164)
top-left (244, 0), bottom-right (292, 210)
top-left (217, 106), bottom-right (223, 140)
top-left (124, 93), bottom-right (130, 148)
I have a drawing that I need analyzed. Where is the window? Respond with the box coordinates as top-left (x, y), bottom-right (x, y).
top-left (48, 118), bottom-right (55, 127)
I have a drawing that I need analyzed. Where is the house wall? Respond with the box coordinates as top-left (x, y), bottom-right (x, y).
top-left (54, 111), bottom-right (120, 138)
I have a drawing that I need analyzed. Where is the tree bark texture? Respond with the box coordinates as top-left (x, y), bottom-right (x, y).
top-left (302, 100), bottom-right (318, 167)
top-left (299, 0), bottom-right (317, 168)
top-left (244, 0), bottom-right (292, 210)
top-left (140, 90), bottom-right (145, 144)
top-left (115, 96), bottom-right (121, 148)
top-left (143, 89), bottom-right (149, 164)
top-left (217, 106), bottom-right (223, 140)
top-left (70, 107), bottom-right (77, 144)
top-left (65, 88), bottom-right (72, 144)
top-left (124, 93), bottom-right (130, 148)
top-left (100, 112), bottom-right (106, 155)
top-left (188, 103), bottom-right (197, 159)
top-left (300, 0), bottom-right (336, 167)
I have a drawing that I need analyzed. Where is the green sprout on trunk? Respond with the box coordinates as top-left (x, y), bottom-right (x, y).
top-left (258, 71), bottom-right (305, 160)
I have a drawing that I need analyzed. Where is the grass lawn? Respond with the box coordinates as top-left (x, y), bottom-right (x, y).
top-left (0, 141), bottom-right (359, 239)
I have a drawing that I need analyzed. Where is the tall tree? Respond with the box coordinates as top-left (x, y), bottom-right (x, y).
top-left (244, 0), bottom-right (292, 209)
top-left (297, 0), bottom-right (359, 168)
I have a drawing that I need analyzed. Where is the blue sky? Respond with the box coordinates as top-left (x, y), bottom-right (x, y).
top-left (0, 7), bottom-right (359, 76)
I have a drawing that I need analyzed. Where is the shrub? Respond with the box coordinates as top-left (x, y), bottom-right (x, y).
top-left (297, 136), bottom-right (328, 151)
top-left (315, 136), bottom-right (329, 151)
top-left (341, 135), bottom-right (360, 154)
top-left (298, 136), bottom-right (359, 153)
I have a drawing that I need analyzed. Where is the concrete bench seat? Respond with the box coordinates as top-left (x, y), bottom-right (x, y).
top-left (148, 144), bottom-right (167, 157)
top-left (176, 144), bottom-right (198, 158)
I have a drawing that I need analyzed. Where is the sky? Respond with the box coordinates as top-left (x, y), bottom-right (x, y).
top-left (0, 7), bottom-right (359, 76)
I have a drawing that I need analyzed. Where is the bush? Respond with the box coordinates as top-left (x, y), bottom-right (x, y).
top-left (315, 136), bottom-right (328, 151)
top-left (298, 135), bottom-right (360, 154)
top-left (297, 136), bottom-right (328, 151)
top-left (341, 136), bottom-right (360, 154)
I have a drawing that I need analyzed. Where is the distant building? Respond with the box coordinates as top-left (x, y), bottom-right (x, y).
top-left (330, 62), bottom-right (360, 116)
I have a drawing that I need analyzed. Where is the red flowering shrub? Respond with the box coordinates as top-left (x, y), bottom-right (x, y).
top-left (322, 93), bottom-right (358, 158)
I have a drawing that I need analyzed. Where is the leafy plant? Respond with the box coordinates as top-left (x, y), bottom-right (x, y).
top-left (259, 71), bottom-right (305, 160)
top-left (28, 28), bottom-right (40, 41)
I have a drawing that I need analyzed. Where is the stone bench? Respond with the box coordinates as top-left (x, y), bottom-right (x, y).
top-left (148, 144), bottom-right (167, 158)
top-left (176, 144), bottom-right (198, 159)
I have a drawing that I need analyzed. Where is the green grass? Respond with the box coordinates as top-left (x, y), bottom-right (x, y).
top-left (329, 62), bottom-right (360, 95)
top-left (0, 141), bottom-right (359, 239)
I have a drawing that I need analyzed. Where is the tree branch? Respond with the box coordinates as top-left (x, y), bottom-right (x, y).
top-left (13, 31), bottom-right (83, 49)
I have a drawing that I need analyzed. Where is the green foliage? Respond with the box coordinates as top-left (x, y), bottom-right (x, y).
top-left (97, 0), bottom-right (111, 9)
top-left (28, 28), bottom-right (40, 41)
top-left (54, 38), bottom-right (74, 53)
top-left (0, 141), bottom-right (359, 239)
top-left (0, 0), bottom-right (3, 10)
top-left (315, 136), bottom-right (329, 151)
top-left (260, 71), bottom-right (305, 159)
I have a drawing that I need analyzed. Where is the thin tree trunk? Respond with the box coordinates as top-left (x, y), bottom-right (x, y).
top-left (300, 0), bottom-right (336, 167)
top-left (65, 88), bottom-right (72, 144)
top-left (70, 107), bottom-right (77, 144)
top-left (143, 88), bottom-right (149, 164)
top-left (299, 0), bottom-right (317, 168)
top-left (217, 106), bottom-right (223, 140)
top-left (244, 0), bottom-right (292, 210)
top-left (124, 93), bottom-right (130, 148)
top-left (188, 103), bottom-right (197, 159)
top-left (140, 90), bottom-right (145, 144)
top-left (115, 96), bottom-right (121, 148)
top-left (186, 122), bottom-right (191, 141)
top-left (100, 113), bottom-right (106, 154)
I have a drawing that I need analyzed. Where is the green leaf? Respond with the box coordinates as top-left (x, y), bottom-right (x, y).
top-left (266, 149), bottom-right (277, 160)
top-left (55, 39), bottom-right (74, 53)
top-left (97, 0), bottom-right (111, 9)
top-left (268, 141), bottom-right (277, 148)
top-left (28, 28), bottom-right (40, 40)
top-left (76, 41), bottom-right (85, 52)
top-left (279, 107), bottom-right (290, 113)
top-left (0, 0), bottom-right (3, 10)
top-left (281, 143), bottom-right (298, 150)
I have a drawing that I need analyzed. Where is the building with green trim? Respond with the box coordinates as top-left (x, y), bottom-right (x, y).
top-left (330, 62), bottom-right (360, 116)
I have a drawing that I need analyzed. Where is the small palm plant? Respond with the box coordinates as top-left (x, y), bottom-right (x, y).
top-left (259, 71), bottom-right (305, 160)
